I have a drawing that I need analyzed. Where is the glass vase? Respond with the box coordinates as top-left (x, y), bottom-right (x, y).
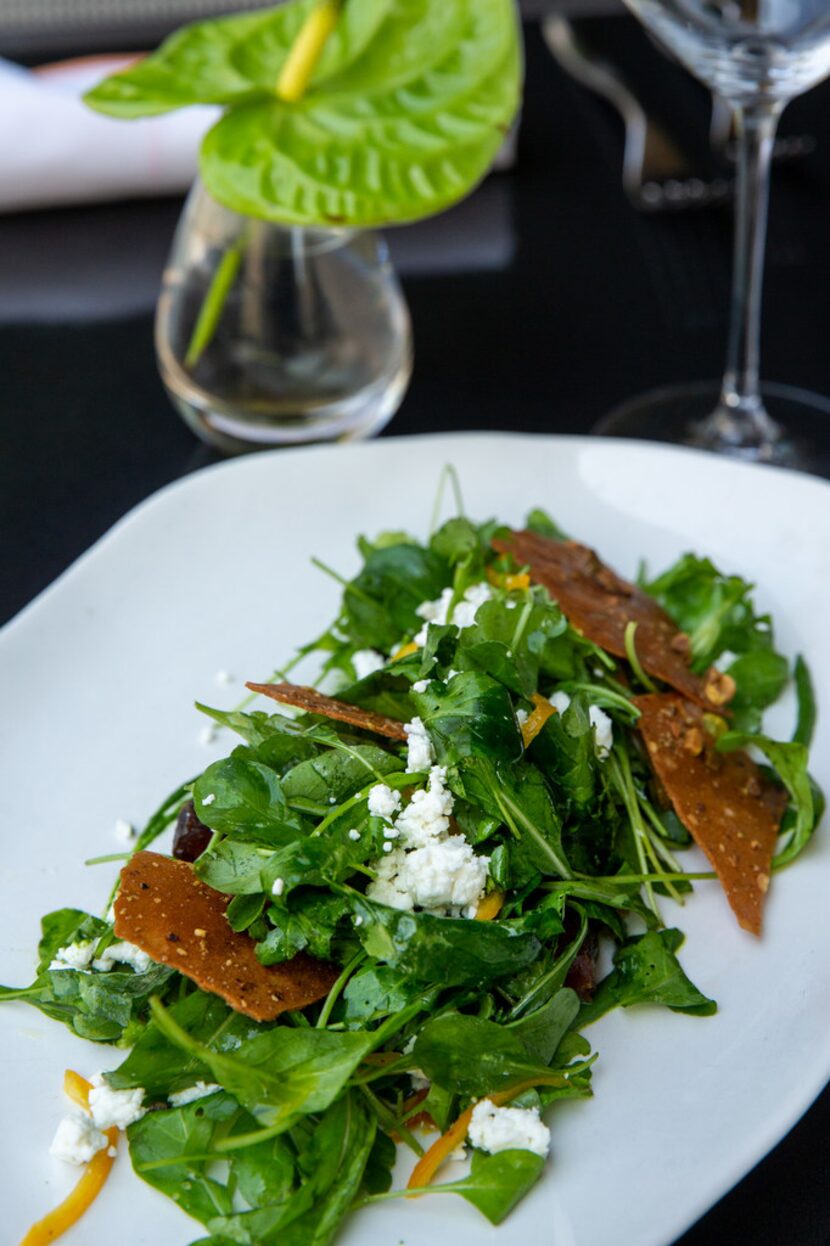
top-left (156, 181), bottom-right (413, 453)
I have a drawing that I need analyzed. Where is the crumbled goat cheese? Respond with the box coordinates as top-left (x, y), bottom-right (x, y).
top-left (272, 878), bottom-right (285, 897)
top-left (50, 1113), bottom-right (108, 1166)
top-left (49, 941), bottom-right (96, 972)
top-left (114, 818), bottom-right (135, 844)
top-left (394, 766), bottom-right (453, 848)
top-left (412, 678), bottom-right (429, 694)
top-left (88, 1078), bottom-right (146, 1130)
top-left (548, 692), bottom-right (613, 760)
top-left (168, 1081), bottom-right (222, 1108)
top-left (549, 691), bottom-right (571, 715)
top-left (353, 914), bottom-right (364, 927)
top-left (367, 783), bottom-right (402, 821)
top-left (353, 649), bottom-right (386, 679)
top-left (215, 669), bottom-right (234, 686)
top-left (93, 940), bottom-right (153, 974)
top-left (394, 838), bottom-right (488, 914)
top-left (516, 708), bottom-right (529, 728)
top-left (348, 828), bottom-right (362, 842)
top-left (201, 793), bottom-right (216, 806)
top-left (413, 582), bottom-right (493, 645)
top-left (404, 716), bottom-right (434, 772)
top-left (410, 1070), bottom-right (430, 1092)
top-left (468, 1100), bottom-right (551, 1158)
top-left (365, 765), bottom-right (488, 915)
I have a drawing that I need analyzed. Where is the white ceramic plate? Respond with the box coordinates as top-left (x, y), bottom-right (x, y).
top-left (2, 433), bottom-right (828, 1246)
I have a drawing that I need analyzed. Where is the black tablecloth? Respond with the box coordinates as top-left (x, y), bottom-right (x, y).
top-left (1, 17), bottom-right (828, 1245)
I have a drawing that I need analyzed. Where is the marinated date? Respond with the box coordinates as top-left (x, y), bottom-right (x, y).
top-left (172, 801), bottom-right (212, 862)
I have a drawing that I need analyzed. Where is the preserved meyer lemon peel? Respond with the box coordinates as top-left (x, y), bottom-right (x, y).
top-left (20, 1072), bottom-right (117, 1246)
top-left (521, 693), bottom-right (556, 747)
top-left (406, 1077), bottom-right (564, 1193)
top-left (486, 567), bottom-right (531, 591)
top-left (62, 1068), bottom-right (92, 1112)
top-left (475, 890), bottom-right (505, 921)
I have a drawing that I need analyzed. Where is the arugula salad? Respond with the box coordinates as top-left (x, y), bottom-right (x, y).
top-left (4, 505), bottom-right (822, 1246)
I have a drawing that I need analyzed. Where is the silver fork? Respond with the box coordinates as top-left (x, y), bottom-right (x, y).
top-left (542, 16), bottom-right (731, 212)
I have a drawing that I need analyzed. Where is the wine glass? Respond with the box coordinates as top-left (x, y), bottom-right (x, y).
top-left (597, 1), bottom-right (830, 472)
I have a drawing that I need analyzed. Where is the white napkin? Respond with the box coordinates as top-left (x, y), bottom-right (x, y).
top-left (0, 56), bottom-right (217, 213)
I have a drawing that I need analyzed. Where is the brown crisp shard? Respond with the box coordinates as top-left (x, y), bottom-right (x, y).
top-left (114, 851), bottom-right (338, 1021)
top-left (632, 694), bottom-right (788, 935)
top-left (246, 681), bottom-right (407, 741)
top-left (491, 530), bottom-right (729, 711)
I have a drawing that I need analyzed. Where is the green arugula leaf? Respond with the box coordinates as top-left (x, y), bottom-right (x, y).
top-left (129, 1092), bottom-right (239, 1226)
top-left (150, 998), bottom-right (373, 1132)
top-left (579, 929), bottom-right (716, 1025)
top-left (717, 730), bottom-right (819, 867)
top-left (642, 553), bottom-right (778, 671)
top-left (348, 895), bottom-right (541, 988)
top-left (107, 990), bottom-right (254, 1097)
top-left (528, 694), bottom-right (597, 810)
top-left (793, 655), bottom-right (817, 749)
top-left (457, 595), bottom-right (569, 699)
top-left (453, 757), bottom-right (571, 880)
top-left (341, 540), bottom-right (449, 651)
top-left (413, 671), bottom-right (523, 766)
top-left (194, 758), bottom-right (310, 846)
top-left (429, 1148), bottom-right (546, 1225)
top-left (281, 744), bottom-right (403, 805)
top-left (412, 1011), bottom-right (576, 1096)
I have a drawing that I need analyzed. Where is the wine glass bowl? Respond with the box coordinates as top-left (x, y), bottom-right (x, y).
top-left (600, 1), bottom-right (830, 471)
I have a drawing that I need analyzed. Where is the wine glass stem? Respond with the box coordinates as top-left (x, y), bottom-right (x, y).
top-left (717, 101), bottom-right (783, 445)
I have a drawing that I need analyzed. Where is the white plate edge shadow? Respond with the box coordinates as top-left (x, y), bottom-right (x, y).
top-left (1, 430), bottom-right (829, 1246)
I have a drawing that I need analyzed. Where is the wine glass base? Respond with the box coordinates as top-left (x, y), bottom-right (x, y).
top-left (594, 381), bottom-right (830, 477)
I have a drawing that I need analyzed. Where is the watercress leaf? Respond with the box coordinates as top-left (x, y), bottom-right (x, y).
top-left (454, 757), bottom-right (571, 880)
top-left (128, 1092), bottom-right (238, 1227)
top-left (194, 758), bottom-right (309, 846)
top-left (413, 672), bottom-right (522, 766)
top-left (85, 0), bottom-right (393, 117)
top-left (150, 998), bottom-right (373, 1132)
top-left (717, 731), bottom-right (818, 867)
top-left (199, 0), bottom-right (521, 228)
top-left (349, 895), bottom-right (541, 988)
top-left (438, 1147), bottom-right (546, 1225)
top-left (579, 929), bottom-right (716, 1025)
